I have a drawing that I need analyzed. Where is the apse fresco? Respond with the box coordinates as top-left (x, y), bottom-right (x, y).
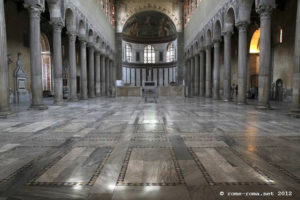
top-left (122, 11), bottom-right (177, 43)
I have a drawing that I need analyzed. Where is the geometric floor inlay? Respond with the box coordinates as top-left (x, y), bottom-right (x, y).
top-left (254, 146), bottom-right (300, 183)
top-left (117, 147), bottom-right (185, 186)
top-left (27, 147), bottom-right (112, 187)
top-left (188, 147), bottom-right (275, 186)
top-left (0, 146), bottom-right (50, 184)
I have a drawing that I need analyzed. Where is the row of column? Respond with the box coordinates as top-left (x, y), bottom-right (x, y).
top-left (0, 1), bottom-right (115, 117)
top-left (186, 3), bottom-right (300, 110)
top-left (122, 67), bottom-right (176, 86)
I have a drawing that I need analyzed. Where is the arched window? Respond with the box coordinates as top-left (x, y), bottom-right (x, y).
top-left (125, 44), bottom-right (132, 62)
top-left (40, 33), bottom-right (52, 92)
top-left (166, 43), bottom-right (175, 62)
top-left (144, 45), bottom-right (155, 63)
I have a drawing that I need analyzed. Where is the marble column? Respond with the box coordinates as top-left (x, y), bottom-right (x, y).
top-left (79, 38), bottom-right (88, 100)
top-left (190, 57), bottom-right (195, 96)
top-left (205, 45), bottom-right (212, 98)
top-left (199, 50), bottom-right (205, 96)
top-left (194, 54), bottom-right (200, 96)
top-left (68, 32), bottom-right (78, 101)
top-left (27, 5), bottom-right (47, 109)
top-left (237, 22), bottom-right (248, 104)
top-left (223, 31), bottom-right (232, 101)
top-left (100, 55), bottom-right (106, 96)
top-left (105, 57), bottom-right (110, 96)
top-left (186, 59), bottom-right (192, 97)
top-left (257, 6), bottom-right (274, 108)
top-left (110, 60), bottom-right (115, 96)
top-left (0, 0), bottom-right (12, 117)
top-left (292, 0), bottom-right (300, 111)
top-left (95, 51), bottom-right (101, 97)
top-left (51, 20), bottom-right (64, 105)
top-left (213, 40), bottom-right (221, 100)
top-left (88, 44), bottom-right (95, 98)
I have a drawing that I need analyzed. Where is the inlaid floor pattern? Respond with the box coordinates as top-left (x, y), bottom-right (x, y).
top-left (0, 97), bottom-right (299, 199)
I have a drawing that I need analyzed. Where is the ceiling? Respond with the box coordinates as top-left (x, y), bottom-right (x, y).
top-left (122, 11), bottom-right (177, 44)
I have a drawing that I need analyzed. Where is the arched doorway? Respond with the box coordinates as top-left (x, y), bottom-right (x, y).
top-left (40, 33), bottom-right (53, 95)
top-left (249, 28), bottom-right (260, 98)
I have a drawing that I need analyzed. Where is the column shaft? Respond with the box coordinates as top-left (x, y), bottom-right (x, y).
top-left (80, 40), bottom-right (88, 100)
top-left (213, 41), bottom-right (220, 100)
top-left (28, 5), bottom-right (47, 109)
top-left (199, 51), bottom-right (205, 96)
top-left (105, 57), bottom-right (110, 96)
top-left (191, 57), bottom-right (195, 96)
top-left (293, 0), bottom-right (300, 109)
top-left (101, 55), bottom-right (106, 96)
top-left (0, 0), bottom-right (12, 116)
top-left (88, 45), bottom-right (95, 98)
top-left (258, 8), bottom-right (273, 108)
top-left (194, 55), bottom-right (200, 96)
top-left (237, 22), bottom-right (248, 104)
top-left (223, 32), bottom-right (232, 101)
top-left (68, 32), bottom-right (78, 101)
top-left (205, 46), bottom-right (212, 98)
top-left (52, 21), bottom-right (63, 105)
top-left (95, 52), bottom-right (101, 97)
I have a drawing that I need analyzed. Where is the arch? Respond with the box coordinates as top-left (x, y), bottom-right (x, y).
top-left (88, 29), bottom-right (94, 43)
top-left (78, 20), bottom-right (86, 37)
top-left (237, 0), bottom-right (254, 22)
top-left (249, 28), bottom-right (260, 54)
top-left (65, 8), bottom-right (76, 32)
top-left (167, 42), bottom-right (175, 62)
top-left (200, 35), bottom-right (205, 49)
top-left (213, 20), bottom-right (222, 40)
top-left (144, 45), bottom-right (155, 64)
top-left (206, 29), bottom-right (212, 46)
top-left (224, 7), bottom-right (235, 32)
top-left (40, 33), bottom-right (52, 92)
top-left (119, 7), bottom-right (180, 32)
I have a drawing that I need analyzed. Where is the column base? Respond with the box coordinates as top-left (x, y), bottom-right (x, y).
top-left (29, 104), bottom-right (48, 110)
top-left (287, 109), bottom-right (300, 118)
top-left (69, 97), bottom-right (79, 102)
top-left (256, 103), bottom-right (270, 110)
top-left (53, 100), bottom-right (65, 106)
top-left (0, 110), bottom-right (15, 119)
top-left (237, 101), bottom-right (247, 105)
top-left (81, 97), bottom-right (88, 100)
top-left (89, 95), bottom-right (96, 98)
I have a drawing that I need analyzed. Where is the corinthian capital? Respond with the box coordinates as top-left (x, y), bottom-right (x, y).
top-left (51, 18), bottom-right (64, 32)
top-left (25, 4), bottom-right (43, 19)
top-left (236, 21), bottom-right (248, 32)
top-left (256, 5), bottom-right (274, 18)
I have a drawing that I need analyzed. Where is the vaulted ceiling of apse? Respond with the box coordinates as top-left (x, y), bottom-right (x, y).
top-left (122, 11), bottom-right (177, 44)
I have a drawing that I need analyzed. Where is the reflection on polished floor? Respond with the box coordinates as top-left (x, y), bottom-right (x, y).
top-left (0, 97), bottom-right (299, 200)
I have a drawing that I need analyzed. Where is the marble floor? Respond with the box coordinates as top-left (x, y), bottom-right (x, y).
top-left (0, 97), bottom-right (299, 200)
